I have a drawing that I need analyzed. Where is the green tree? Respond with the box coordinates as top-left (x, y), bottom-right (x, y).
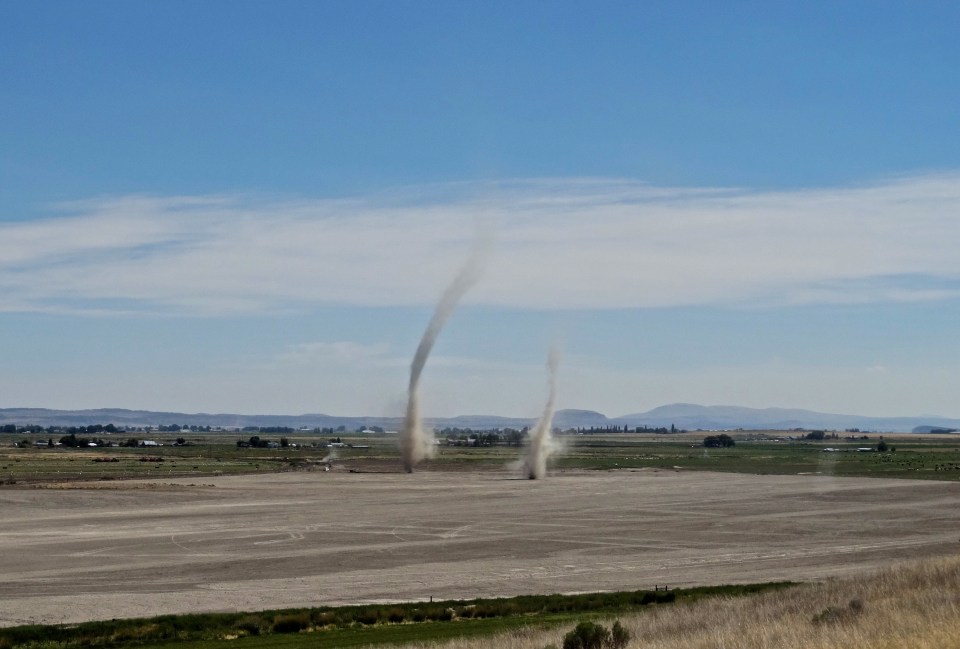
top-left (704, 434), bottom-right (734, 448)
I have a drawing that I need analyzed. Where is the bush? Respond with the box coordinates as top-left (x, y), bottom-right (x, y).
top-left (562, 621), bottom-right (610, 649)
top-left (475, 601), bottom-right (518, 618)
top-left (610, 620), bottom-right (630, 649)
top-left (561, 620), bottom-right (630, 649)
top-left (436, 608), bottom-right (454, 622)
top-left (356, 609), bottom-right (380, 625)
top-left (234, 615), bottom-right (263, 635)
top-left (271, 613), bottom-right (309, 633)
top-left (310, 610), bottom-right (336, 627)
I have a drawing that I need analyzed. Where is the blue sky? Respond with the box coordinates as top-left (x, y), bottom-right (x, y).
top-left (2, 2), bottom-right (960, 418)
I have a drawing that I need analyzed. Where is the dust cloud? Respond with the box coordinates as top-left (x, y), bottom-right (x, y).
top-left (522, 345), bottom-right (561, 479)
top-left (401, 248), bottom-right (486, 472)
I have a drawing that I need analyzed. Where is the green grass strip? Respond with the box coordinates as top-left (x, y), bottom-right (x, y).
top-left (0, 582), bottom-right (794, 649)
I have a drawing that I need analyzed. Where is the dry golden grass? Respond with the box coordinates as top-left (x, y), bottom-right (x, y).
top-left (396, 555), bottom-right (960, 649)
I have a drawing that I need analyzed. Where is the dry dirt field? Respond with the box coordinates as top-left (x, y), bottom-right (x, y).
top-left (2, 468), bottom-right (959, 627)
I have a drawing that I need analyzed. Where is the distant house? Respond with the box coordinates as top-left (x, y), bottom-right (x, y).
top-left (141, 440), bottom-right (160, 447)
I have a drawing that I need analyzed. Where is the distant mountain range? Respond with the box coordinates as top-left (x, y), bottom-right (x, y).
top-left (2, 404), bottom-right (958, 433)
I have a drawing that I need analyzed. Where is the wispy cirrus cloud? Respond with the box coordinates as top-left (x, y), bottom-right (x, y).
top-left (274, 341), bottom-right (396, 367)
top-left (3, 173), bottom-right (960, 315)
top-left (269, 340), bottom-right (534, 374)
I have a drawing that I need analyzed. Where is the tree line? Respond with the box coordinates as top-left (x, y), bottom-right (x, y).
top-left (2, 423), bottom-right (122, 435)
top-left (573, 424), bottom-right (683, 434)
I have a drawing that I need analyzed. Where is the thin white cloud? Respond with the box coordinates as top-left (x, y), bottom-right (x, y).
top-left (275, 341), bottom-right (396, 367)
top-left (269, 340), bottom-right (535, 374)
top-left (4, 173), bottom-right (960, 314)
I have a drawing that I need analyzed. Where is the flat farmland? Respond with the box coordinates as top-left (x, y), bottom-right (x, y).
top-left (2, 468), bottom-right (958, 628)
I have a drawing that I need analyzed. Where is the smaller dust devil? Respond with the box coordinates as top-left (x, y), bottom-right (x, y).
top-left (522, 345), bottom-right (560, 479)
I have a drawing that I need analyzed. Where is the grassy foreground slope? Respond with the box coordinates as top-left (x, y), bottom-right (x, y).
top-left (3, 557), bottom-right (957, 649)
top-left (0, 585), bottom-right (787, 649)
top-left (399, 555), bottom-right (960, 649)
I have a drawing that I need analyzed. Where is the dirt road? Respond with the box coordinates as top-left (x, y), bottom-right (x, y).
top-left (1, 469), bottom-right (957, 627)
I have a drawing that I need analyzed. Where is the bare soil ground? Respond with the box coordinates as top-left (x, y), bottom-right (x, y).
top-left (2, 468), bottom-right (958, 627)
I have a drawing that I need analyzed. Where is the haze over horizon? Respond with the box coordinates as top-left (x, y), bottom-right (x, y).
top-left (3, 3), bottom-right (960, 419)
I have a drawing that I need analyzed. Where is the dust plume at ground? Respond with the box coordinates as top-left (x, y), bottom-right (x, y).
top-left (521, 345), bottom-right (561, 479)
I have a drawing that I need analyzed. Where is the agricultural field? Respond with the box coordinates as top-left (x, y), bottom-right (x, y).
top-left (555, 432), bottom-right (960, 480)
top-left (3, 430), bottom-right (960, 484)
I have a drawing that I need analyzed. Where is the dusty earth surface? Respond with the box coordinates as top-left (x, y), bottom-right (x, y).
top-left (2, 468), bottom-right (958, 627)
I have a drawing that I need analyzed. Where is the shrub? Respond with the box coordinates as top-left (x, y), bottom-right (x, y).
top-left (385, 607), bottom-right (405, 623)
top-left (271, 613), bottom-right (309, 633)
top-left (356, 609), bottom-right (380, 625)
top-left (475, 601), bottom-right (514, 618)
top-left (561, 620), bottom-right (630, 649)
top-left (234, 615), bottom-right (263, 635)
top-left (310, 610), bottom-right (336, 627)
top-left (610, 620), bottom-right (630, 649)
top-left (562, 621), bottom-right (610, 649)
